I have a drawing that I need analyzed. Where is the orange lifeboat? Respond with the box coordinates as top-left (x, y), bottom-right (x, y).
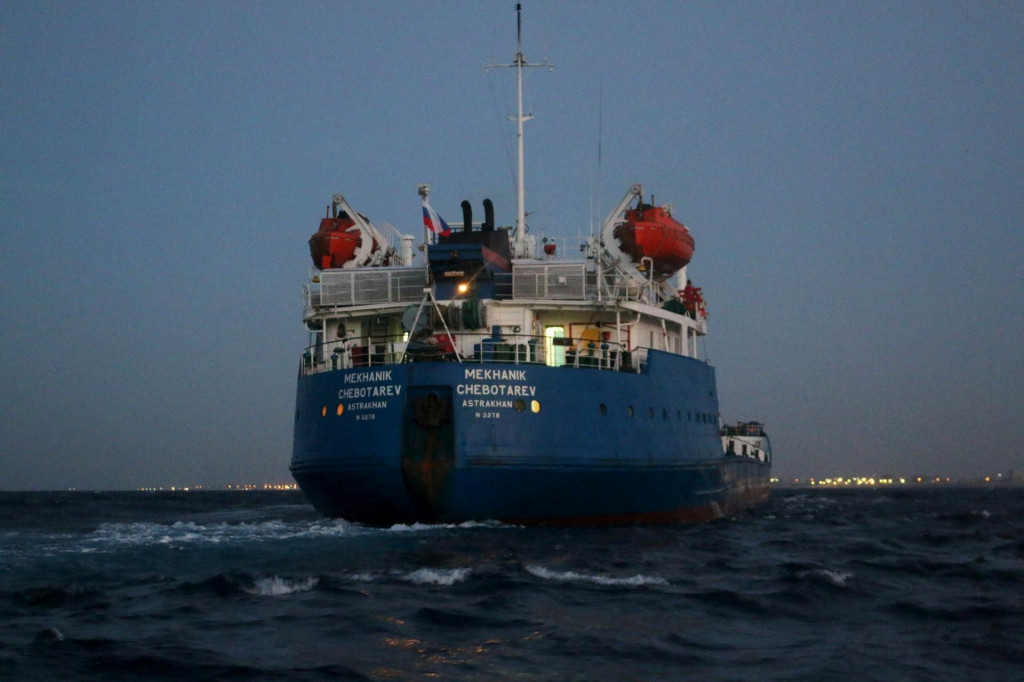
top-left (308, 212), bottom-right (377, 270)
top-left (613, 203), bottom-right (695, 276)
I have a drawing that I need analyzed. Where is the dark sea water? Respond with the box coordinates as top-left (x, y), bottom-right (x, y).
top-left (1, 487), bottom-right (1022, 681)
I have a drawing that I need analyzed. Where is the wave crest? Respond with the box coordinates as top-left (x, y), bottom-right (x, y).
top-left (84, 519), bottom-right (357, 549)
top-left (243, 576), bottom-right (319, 596)
top-left (402, 568), bottom-right (471, 585)
top-left (526, 565), bottom-right (668, 587)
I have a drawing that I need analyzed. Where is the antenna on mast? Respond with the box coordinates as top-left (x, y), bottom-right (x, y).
top-left (487, 3), bottom-right (553, 259)
top-left (517, 2), bottom-right (522, 46)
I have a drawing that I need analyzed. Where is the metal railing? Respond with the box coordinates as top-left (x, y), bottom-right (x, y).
top-left (306, 267), bottom-right (428, 311)
top-left (722, 423), bottom-right (767, 438)
top-left (304, 262), bottom-right (684, 311)
top-left (299, 331), bottom-right (651, 377)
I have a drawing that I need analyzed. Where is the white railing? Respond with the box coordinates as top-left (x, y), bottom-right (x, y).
top-left (299, 331), bottom-right (651, 377)
top-left (304, 262), bottom-right (687, 311)
top-left (308, 267), bottom-right (428, 310)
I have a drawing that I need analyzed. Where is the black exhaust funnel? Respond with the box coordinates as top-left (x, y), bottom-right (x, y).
top-left (483, 199), bottom-right (494, 231)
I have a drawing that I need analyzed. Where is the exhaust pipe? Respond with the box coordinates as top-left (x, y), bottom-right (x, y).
top-left (483, 198), bottom-right (494, 231)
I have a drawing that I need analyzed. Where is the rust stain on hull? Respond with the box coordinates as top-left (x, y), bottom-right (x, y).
top-left (401, 390), bottom-right (455, 522)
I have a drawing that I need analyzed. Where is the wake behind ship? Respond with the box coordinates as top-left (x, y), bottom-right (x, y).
top-left (289, 6), bottom-right (771, 525)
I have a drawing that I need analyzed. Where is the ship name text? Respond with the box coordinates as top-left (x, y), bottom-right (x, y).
top-left (344, 369), bottom-right (393, 384)
top-left (338, 384), bottom-right (402, 400)
top-left (463, 368), bottom-right (527, 381)
top-left (456, 383), bottom-right (536, 396)
top-left (458, 367), bottom-right (535, 397)
top-left (458, 367), bottom-right (536, 417)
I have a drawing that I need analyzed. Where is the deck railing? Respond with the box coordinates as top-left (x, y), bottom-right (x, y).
top-left (299, 331), bottom-right (650, 377)
top-left (307, 267), bottom-right (428, 310)
top-left (305, 261), bottom-right (679, 312)
top-left (722, 423), bottom-right (767, 438)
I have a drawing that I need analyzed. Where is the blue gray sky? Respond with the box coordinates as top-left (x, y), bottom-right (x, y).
top-left (2, 1), bottom-right (1021, 489)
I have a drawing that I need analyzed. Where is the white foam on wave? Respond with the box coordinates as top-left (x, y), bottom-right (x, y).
top-left (83, 518), bottom-right (360, 549)
top-left (243, 576), bottom-right (319, 596)
top-left (526, 565), bottom-right (669, 587)
top-left (79, 516), bottom-right (513, 552)
top-left (386, 520), bottom-right (511, 532)
top-left (87, 521), bottom-right (207, 547)
top-left (402, 568), bottom-right (471, 585)
top-left (346, 572), bottom-right (379, 582)
top-left (301, 519), bottom-right (363, 537)
top-left (817, 569), bottom-right (854, 587)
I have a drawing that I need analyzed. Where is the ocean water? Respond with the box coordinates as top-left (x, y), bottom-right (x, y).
top-left (1, 488), bottom-right (1021, 681)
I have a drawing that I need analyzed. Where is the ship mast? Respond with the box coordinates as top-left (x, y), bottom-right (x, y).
top-left (513, 4), bottom-right (528, 256)
top-left (490, 3), bottom-right (552, 259)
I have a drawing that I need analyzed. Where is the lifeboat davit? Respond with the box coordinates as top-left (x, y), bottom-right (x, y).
top-left (613, 203), bottom-right (695, 276)
top-left (308, 212), bottom-right (377, 270)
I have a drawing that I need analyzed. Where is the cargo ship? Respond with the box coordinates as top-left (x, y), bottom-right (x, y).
top-left (289, 5), bottom-right (771, 525)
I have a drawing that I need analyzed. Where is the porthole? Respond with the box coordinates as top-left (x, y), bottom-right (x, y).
top-left (648, 408), bottom-right (655, 419)
top-left (321, 405), bottom-right (327, 417)
top-left (627, 406), bottom-right (634, 417)
top-left (336, 404), bottom-right (344, 416)
top-left (513, 399), bottom-right (526, 412)
top-left (599, 403), bottom-right (608, 416)
top-left (663, 409), bottom-right (668, 420)
top-left (530, 400), bottom-right (541, 413)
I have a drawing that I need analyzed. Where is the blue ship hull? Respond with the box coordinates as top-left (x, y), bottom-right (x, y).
top-left (291, 350), bottom-right (770, 525)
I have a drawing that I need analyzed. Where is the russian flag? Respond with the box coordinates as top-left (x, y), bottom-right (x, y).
top-left (422, 199), bottom-right (451, 239)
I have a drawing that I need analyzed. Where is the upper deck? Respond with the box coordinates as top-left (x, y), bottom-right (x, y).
top-left (305, 261), bottom-right (704, 316)
top-left (300, 261), bottom-right (709, 378)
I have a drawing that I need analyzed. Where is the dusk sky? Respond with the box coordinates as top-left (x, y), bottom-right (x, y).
top-left (2, 1), bottom-right (1021, 490)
